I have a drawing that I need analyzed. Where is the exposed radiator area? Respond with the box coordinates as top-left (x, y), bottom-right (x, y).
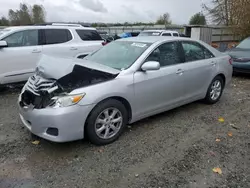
top-left (26, 75), bottom-right (58, 96)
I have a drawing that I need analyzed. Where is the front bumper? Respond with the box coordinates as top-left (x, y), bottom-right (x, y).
top-left (19, 101), bottom-right (95, 142)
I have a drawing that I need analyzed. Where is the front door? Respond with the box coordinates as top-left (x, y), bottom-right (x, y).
top-left (133, 41), bottom-right (185, 118)
top-left (0, 29), bottom-right (42, 84)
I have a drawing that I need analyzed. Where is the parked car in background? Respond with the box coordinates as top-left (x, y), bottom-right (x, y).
top-left (119, 32), bottom-right (133, 38)
top-left (98, 31), bottom-right (108, 37)
top-left (18, 36), bottom-right (232, 145)
top-left (179, 33), bottom-right (189, 38)
top-left (0, 23), bottom-right (104, 88)
top-left (119, 31), bottom-right (141, 38)
top-left (138, 30), bottom-right (180, 37)
top-left (227, 37), bottom-right (250, 74)
top-left (130, 32), bottom-right (140, 37)
top-left (100, 34), bottom-right (115, 44)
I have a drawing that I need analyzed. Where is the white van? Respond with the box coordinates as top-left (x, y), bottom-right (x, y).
top-left (0, 23), bottom-right (104, 87)
top-left (138, 30), bottom-right (180, 37)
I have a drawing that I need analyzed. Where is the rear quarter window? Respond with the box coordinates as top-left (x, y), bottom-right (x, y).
top-left (162, 33), bottom-right (172, 36)
top-left (76, 30), bottom-right (102, 41)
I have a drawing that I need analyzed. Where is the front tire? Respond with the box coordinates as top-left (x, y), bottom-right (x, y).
top-left (204, 76), bottom-right (224, 104)
top-left (85, 99), bottom-right (128, 145)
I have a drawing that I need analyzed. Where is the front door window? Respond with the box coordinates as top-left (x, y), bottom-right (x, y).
top-left (3, 30), bottom-right (38, 47)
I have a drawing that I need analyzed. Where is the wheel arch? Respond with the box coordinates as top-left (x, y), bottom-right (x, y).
top-left (215, 73), bottom-right (226, 87)
top-left (84, 96), bottom-right (133, 135)
top-left (108, 96), bottom-right (132, 122)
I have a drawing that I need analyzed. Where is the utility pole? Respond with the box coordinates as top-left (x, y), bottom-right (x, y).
top-left (225, 0), bottom-right (229, 25)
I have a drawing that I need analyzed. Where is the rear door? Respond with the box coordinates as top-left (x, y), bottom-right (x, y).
top-left (41, 29), bottom-right (77, 58)
top-left (0, 29), bottom-right (42, 84)
top-left (179, 41), bottom-right (216, 99)
top-left (133, 41), bottom-right (185, 118)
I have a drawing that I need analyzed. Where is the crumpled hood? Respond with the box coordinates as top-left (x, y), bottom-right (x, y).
top-left (36, 55), bottom-right (120, 79)
top-left (21, 55), bottom-right (120, 109)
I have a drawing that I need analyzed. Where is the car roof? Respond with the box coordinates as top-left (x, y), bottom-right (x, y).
top-left (141, 30), bottom-right (179, 33)
top-left (3, 25), bottom-right (97, 31)
top-left (117, 36), bottom-right (193, 43)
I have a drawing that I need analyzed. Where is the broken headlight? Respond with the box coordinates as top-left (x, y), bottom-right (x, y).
top-left (52, 93), bottom-right (85, 108)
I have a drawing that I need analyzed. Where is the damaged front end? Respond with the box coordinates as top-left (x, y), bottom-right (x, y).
top-left (19, 56), bottom-right (119, 109)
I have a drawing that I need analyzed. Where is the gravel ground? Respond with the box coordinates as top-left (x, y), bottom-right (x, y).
top-left (0, 76), bottom-right (250, 188)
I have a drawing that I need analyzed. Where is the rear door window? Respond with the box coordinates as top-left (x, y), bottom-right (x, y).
top-left (162, 33), bottom-right (172, 36)
top-left (181, 41), bottom-right (214, 62)
top-left (173, 33), bottom-right (179, 37)
top-left (44, 29), bottom-right (72, 45)
top-left (76, 30), bottom-right (102, 41)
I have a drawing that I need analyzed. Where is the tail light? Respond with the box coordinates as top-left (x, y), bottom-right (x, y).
top-left (229, 58), bottom-right (233, 65)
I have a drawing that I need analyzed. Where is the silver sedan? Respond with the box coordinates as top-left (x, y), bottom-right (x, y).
top-left (18, 37), bottom-right (232, 145)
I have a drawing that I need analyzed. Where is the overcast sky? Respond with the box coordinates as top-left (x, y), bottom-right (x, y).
top-left (0, 0), bottom-right (210, 24)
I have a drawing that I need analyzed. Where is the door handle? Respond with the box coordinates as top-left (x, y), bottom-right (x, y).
top-left (210, 61), bottom-right (216, 66)
top-left (32, 49), bottom-right (41, 53)
top-left (70, 47), bottom-right (78, 51)
top-left (176, 69), bottom-right (184, 75)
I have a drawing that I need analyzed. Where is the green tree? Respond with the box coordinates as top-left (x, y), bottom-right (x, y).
top-left (0, 17), bottom-right (10, 26)
top-left (8, 9), bottom-right (20, 25)
top-left (8, 3), bottom-right (46, 26)
top-left (189, 12), bottom-right (207, 25)
top-left (156, 13), bottom-right (172, 26)
top-left (230, 0), bottom-right (250, 38)
top-left (124, 22), bottom-right (130, 26)
top-left (32, 4), bottom-right (46, 24)
top-left (203, 0), bottom-right (233, 25)
top-left (203, 0), bottom-right (250, 37)
top-left (18, 3), bottom-right (32, 25)
top-left (91, 23), bottom-right (98, 27)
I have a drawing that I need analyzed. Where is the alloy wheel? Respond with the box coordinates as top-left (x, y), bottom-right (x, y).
top-left (210, 80), bottom-right (222, 101)
top-left (94, 108), bottom-right (123, 139)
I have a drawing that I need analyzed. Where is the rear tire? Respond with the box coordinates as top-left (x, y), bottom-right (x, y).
top-left (0, 85), bottom-right (7, 92)
top-left (85, 99), bottom-right (128, 146)
top-left (204, 76), bottom-right (224, 104)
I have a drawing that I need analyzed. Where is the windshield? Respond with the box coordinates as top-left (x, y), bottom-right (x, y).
top-left (236, 38), bottom-right (250, 49)
top-left (85, 41), bottom-right (151, 70)
top-left (139, 31), bottom-right (161, 36)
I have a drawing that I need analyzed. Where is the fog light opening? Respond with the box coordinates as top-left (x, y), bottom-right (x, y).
top-left (46, 128), bottom-right (59, 136)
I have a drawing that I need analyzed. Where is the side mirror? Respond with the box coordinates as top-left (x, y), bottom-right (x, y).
top-left (0, 41), bottom-right (7, 48)
top-left (141, 61), bottom-right (160, 71)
